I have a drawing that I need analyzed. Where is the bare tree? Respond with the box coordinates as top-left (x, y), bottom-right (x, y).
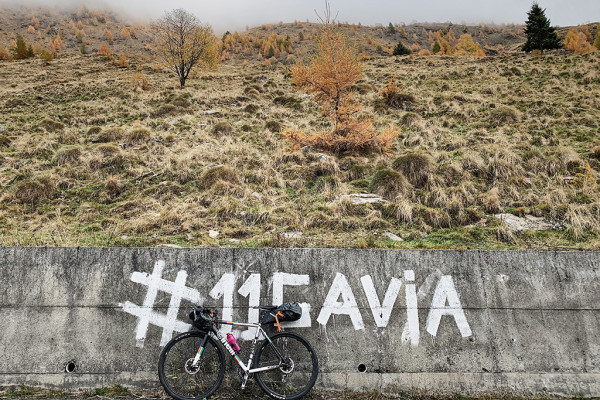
top-left (153, 9), bottom-right (218, 88)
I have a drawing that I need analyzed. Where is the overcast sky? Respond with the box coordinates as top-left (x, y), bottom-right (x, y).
top-left (3, 0), bottom-right (599, 32)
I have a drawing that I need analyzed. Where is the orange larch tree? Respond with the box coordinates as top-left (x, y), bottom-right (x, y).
top-left (282, 6), bottom-right (397, 153)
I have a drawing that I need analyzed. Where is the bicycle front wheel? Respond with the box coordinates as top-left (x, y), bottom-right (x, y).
top-left (254, 331), bottom-right (318, 400)
top-left (158, 331), bottom-right (225, 400)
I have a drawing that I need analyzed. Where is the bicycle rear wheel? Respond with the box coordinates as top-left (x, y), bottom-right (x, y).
top-left (158, 331), bottom-right (225, 400)
top-left (254, 331), bottom-right (318, 400)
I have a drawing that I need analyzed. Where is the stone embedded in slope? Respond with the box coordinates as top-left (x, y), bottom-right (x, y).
top-left (383, 232), bottom-right (404, 241)
top-left (494, 213), bottom-right (556, 232)
top-left (339, 193), bottom-right (388, 205)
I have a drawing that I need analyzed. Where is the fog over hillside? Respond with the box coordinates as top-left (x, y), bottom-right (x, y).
top-left (1, 0), bottom-right (599, 32)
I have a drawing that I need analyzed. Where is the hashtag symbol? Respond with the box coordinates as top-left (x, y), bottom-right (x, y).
top-left (120, 260), bottom-right (203, 348)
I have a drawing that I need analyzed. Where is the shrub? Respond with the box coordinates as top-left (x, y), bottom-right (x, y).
top-left (98, 42), bottom-right (111, 58)
top-left (283, 124), bottom-right (398, 154)
top-left (392, 152), bottom-right (432, 188)
top-left (15, 177), bottom-right (56, 206)
top-left (378, 78), bottom-right (416, 109)
top-left (368, 167), bottom-right (410, 200)
top-left (132, 73), bottom-right (150, 91)
top-left (212, 122), bottom-right (233, 135)
top-left (0, 47), bottom-right (9, 60)
top-left (393, 41), bottom-right (411, 55)
top-left (454, 34), bottom-right (486, 57)
top-left (103, 28), bottom-right (114, 43)
top-left (118, 55), bottom-right (128, 68)
top-left (120, 26), bottom-right (131, 39)
top-left (40, 49), bottom-right (53, 62)
top-left (52, 34), bottom-right (63, 55)
top-left (127, 127), bottom-right (152, 144)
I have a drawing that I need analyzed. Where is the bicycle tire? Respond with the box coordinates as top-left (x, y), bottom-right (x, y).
top-left (158, 331), bottom-right (225, 400)
top-left (254, 331), bottom-right (318, 400)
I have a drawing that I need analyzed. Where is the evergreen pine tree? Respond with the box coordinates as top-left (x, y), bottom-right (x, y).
top-left (393, 40), bottom-right (411, 55)
top-left (13, 35), bottom-right (29, 59)
top-left (388, 22), bottom-right (396, 35)
top-left (522, 3), bottom-right (562, 52)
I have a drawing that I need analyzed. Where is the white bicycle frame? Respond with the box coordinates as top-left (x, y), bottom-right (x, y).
top-left (193, 319), bottom-right (284, 376)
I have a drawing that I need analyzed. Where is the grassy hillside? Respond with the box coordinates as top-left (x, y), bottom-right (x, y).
top-left (1, 49), bottom-right (598, 249)
top-left (0, 7), bottom-right (599, 249)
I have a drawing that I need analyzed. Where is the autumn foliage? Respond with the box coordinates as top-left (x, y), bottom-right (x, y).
top-left (283, 21), bottom-right (398, 153)
top-left (428, 29), bottom-right (485, 57)
top-left (564, 26), bottom-right (597, 54)
top-left (98, 42), bottom-right (111, 57)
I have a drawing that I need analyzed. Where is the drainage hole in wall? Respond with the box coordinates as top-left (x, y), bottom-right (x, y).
top-left (358, 364), bottom-right (366, 373)
top-left (65, 361), bottom-right (76, 373)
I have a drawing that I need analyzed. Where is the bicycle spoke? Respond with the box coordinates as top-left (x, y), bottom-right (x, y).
top-left (158, 332), bottom-right (225, 400)
top-left (255, 332), bottom-right (318, 400)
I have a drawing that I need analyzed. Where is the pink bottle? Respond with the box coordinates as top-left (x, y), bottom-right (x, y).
top-left (226, 333), bottom-right (241, 353)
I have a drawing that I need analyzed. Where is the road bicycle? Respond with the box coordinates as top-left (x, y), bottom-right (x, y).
top-left (158, 305), bottom-right (319, 400)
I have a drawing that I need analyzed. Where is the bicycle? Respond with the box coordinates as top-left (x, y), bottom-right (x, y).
top-left (158, 304), bottom-right (319, 400)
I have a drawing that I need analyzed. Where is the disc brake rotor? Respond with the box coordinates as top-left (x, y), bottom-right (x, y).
top-left (184, 358), bottom-right (200, 374)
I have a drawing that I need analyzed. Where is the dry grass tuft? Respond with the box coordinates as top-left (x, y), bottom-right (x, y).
top-left (126, 127), bottom-right (152, 145)
top-left (392, 152), bottom-right (432, 188)
top-left (243, 104), bottom-right (260, 113)
top-left (38, 118), bottom-right (65, 132)
top-left (93, 127), bottom-right (124, 143)
top-left (265, 120), bottom-right (282, 132)
top-left (55, 146), bottom-right (81, 165)
top-left (419, 206), bottom-right (451, 228)
top-left (489, 105), bottom-right (521, 125)
top-left (199, 165), bottom-right (241, 188)
top-left (369, 167), bottom-right (411, 200)
top-left (283, 124), bottom-right (398, 154)
top-left (482, 187), bottom-right (502, 213)
top-left (105, 176), bottom-right (124, 198)
top-left (395, 196), bottom-right (413, 223)
top-left (212, 122), bottom-right (234, 135)
top-left (14, 177), bottom-right (56, 206)
top-left (131, 72), bottom-right (151, 91)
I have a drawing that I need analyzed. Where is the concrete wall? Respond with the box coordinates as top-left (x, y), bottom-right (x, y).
top-left (1, 247), bottom-right (599, 396)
